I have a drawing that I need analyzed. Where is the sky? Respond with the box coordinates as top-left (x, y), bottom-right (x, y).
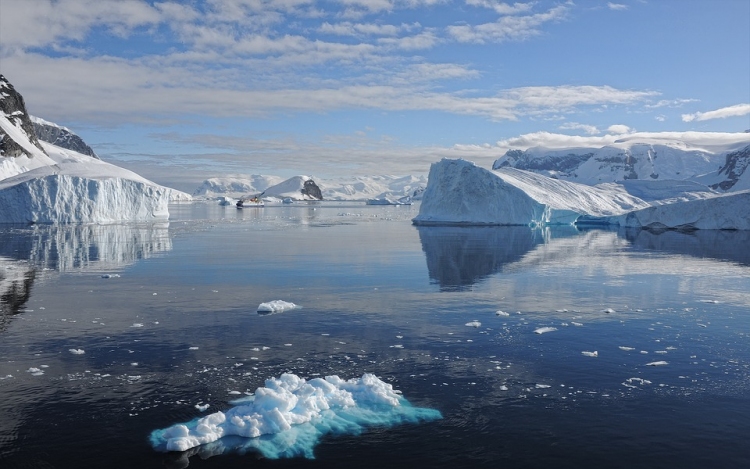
top-left (1, 0), bottom-right (749, 191)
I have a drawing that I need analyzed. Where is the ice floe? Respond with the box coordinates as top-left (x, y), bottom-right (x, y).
top-left (534, 327), bottom-right (557, 334)
top-left (465, 321), bottom-right (481, 328)
top-left (150, 373), bottom-right (442, 458)
top-left (646, 361), bottom-right (669, 366)
top-left (257, 300), bottom-right (298, 314)
top-left (581, 351), bottom-right (598, 357)
top-left (69, 348), bottom-right (85, 355)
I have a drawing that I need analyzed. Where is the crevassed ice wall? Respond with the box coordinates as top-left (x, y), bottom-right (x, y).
top-left (0, 175), bottom-right (171, 224)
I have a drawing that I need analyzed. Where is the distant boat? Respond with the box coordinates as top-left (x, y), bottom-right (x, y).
top-left (365, 195), bottom-right (412, 206)
top-left (237, 196), bottom-right (265, 208)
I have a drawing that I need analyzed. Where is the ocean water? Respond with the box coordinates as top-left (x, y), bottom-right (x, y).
top-left (2, 201), bottom-right (750, 468)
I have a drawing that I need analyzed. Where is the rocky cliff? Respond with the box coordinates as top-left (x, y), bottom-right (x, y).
top-left (0, 74), bottom-right (47, 158)
top-left (31, 116), bottom-right (99, 159)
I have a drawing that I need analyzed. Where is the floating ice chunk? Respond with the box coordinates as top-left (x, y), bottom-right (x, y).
top-left (195, 403), bottom-right (210, 412)
top-left (499, 385), bottom-right (508, 391)
top-left (618, 346), bottom-right (635, 351)
top-left (69, 348), bottom-right (85, 355)
top-left (101, 274), bottom-right (120, 279)
top-left (495, 310), bottom-right (509, 317)
top-left (535, 384), bottom-right (551, 389)
top-left (189, 347), bottom-right (199, 350)
top-left (534, 327), bottom-right (557, 334)
top-left (624, 377), bottom-right (652, 385)
top-left (571, 322), bottom-right (583, 327)
top-left (27, 367), bottom-right (44, 376)
top-left (131, 323), bottom-right (144, 328)
top-left (646, 361), bottom-right (668, 366)
top-left (150, 373), bottom-right (442, 459)
top-left (581, 351), bottom-right (598, 357)
top-left (257, 300), bottom-right (298, 314)
top-left (603, 308), bottom-right (615, 314)
top-left (465, 321), bottom-right (481, 328)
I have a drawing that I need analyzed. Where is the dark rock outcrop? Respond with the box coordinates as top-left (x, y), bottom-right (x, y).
top-left (301, 179), bottom-right (323, 200)
top-left (0, 74), bottom-right (47, 158)
top-left (710, 145), bottom-right (750, 191)
top-left (32, 117), bottom-right (99, 159)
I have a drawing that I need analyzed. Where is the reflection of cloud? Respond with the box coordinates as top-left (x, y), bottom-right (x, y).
top-left (0, 223), bottom-right (172, 272)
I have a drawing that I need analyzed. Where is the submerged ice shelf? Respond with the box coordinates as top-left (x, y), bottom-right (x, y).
top-left (150, 373), bottom-right (441, 458)
top-left (413, 159), bottom-right (750, 230)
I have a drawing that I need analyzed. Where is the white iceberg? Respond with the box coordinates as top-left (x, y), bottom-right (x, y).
top-left (413, 159), bottom-right (750, 230)
top-left (150, 373), bottom-right (442, 459)
top-left (257, 300), bottom-right (298, 314)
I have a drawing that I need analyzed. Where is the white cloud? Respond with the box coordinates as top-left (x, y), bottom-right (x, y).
top-left (559, 122), bottom-right (600, 135)
top-left (464, 0), bottom-right (535, 15)
top-left (447, 5), bottom-right (569, 43)
top-left (607, 3), bottom-right (628, 11)
top-left (681, 103), bottom-right (750, 122)
top-left (655, 115), bottom-right (666, 122)
top-left (607, 124), bottom-right (632, 134)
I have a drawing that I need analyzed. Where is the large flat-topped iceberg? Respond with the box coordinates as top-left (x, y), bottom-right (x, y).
top-left (413, 159), bottom-right (750, 230)
top-left (413, 159), bottom-right (648, 226)
top-left (0, 142), bottom-right (189, 224)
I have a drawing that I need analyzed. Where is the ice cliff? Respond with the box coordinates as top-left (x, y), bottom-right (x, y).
top-left (413, 159), bottom-right (750, 230)
top-left (0, 74), bottom-right (189, 224)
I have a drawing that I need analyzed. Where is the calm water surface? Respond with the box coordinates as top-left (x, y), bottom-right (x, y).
top-left (1, 202), bottom-right (750, 468)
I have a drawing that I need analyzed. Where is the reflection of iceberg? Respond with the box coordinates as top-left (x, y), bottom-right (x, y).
top-left (0, 223), bottom-right (172, 272)
top-left (621, 228), bottom-right (750, 266)
top-left (0, 266), bottom-right (35, 332)
top-left (417, 225), bottom-right (580, 291)
top-left (150, 373), bottom-right (441, 461)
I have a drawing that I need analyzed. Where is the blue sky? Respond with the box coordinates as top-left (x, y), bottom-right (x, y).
top-left (1, 0), bottom-right (749, 190)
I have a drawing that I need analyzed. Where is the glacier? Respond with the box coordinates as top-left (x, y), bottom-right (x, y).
top-left (413, 159), bottom-right (750, 230)
top-left (150, 373), bottom-right (442, 459)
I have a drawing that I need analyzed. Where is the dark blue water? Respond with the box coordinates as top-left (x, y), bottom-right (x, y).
top-left (2, 202), bottom-right (750, 468)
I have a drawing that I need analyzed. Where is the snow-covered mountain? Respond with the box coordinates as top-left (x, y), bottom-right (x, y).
top-left (260, 176), bottom-right (323, 200)
top-left (692, 144), bottom-right (750, 192)
top-left (30, 115), bottom-right (99, 159)
top-left (193, 175), bottom-right (284, 198)
top-left (194, 173), bottom-right (427, 201)
top-left (414, 159), bottom-right (750, 230)
top-left (492, 136), bottom-right (750, 191)
top-left (0, 74), bottom-right (190, 223)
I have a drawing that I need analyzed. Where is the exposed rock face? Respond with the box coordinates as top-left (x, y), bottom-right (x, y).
top-left (0, 74), bottom-right (47, 158)
top-left (301, 179), bottom-right (323, 200)
top-left (31, 116), bottom-right (99, 159)
top-left (710, 145), bottom-right (750, 191)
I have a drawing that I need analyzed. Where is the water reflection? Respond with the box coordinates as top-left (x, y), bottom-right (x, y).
top-left (0, 223), bottom-right (172, 272)
top-left (418, 225), bottom-right (750, 291)
top-left (622, 228), bottom-right (750, 266)
top-left (0, 223), bottom-right (172, 331)
top-left (416, 226), bottom-right (581, 291)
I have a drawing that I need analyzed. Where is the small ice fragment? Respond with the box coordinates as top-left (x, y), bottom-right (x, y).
top-left (534, 327), bottom-right (557, 334)
top-left (195, 403), bottom-right (210, 412)
top-left (132, 323), bottom-right (144, 328)
top-left (27, 367), bottom-right (43, 375)
top-left (189, 347), bottom-right (199, 350)
top-left (495, 310), bottom-right (509, 317)
top-left (465, 321), bottom-right (481, 328)
top-left (228, 391), bottom-right (241, 395)
top-left (603, 308), bottom-right (615, 314)
top-left (581, 351), bottom-right (598, 357)
top-left (571, 322), bottom-right (583, 327)
top-left (390, 345), bottom-right (404, 349)
top-left (101, 274), bottom-right (120, 279)
top-left (535, 384), bottom-right (551, 389)
top-left (499, 385), bottom-right (508, 391)
top-left (131, 362), bottom-right (139, 366)
top-left (69, 349), bottom-right (85, 355)
top-left (619, 346), bottom-right (635, 351)
top-left (646, 361), bottom-right (668, 366)
top-left (257, 300), bottom-right (298, 314)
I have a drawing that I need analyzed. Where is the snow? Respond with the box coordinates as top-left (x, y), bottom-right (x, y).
top-left (414, 159), bottom-right (750, 230)
top-left (193, 174), bottom-right (426, 201)
top-left (534, 327), bottom-right (557, 334)
top-left (0, 141), bottom-right (191, 223)
top-left (150, 373), bottom-right (442, 458)
top-left (257, 300), bottom-right (298, 314)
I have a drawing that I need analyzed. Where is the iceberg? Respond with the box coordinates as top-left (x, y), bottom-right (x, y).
top-left (257, 300), bottom-right (298, 314)
top-left (1, 74), bottom-right (190, 224)
top-left (413, 159), bottom-right (750, 230)
top-left (150, 373), bottom-right (442, 459)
